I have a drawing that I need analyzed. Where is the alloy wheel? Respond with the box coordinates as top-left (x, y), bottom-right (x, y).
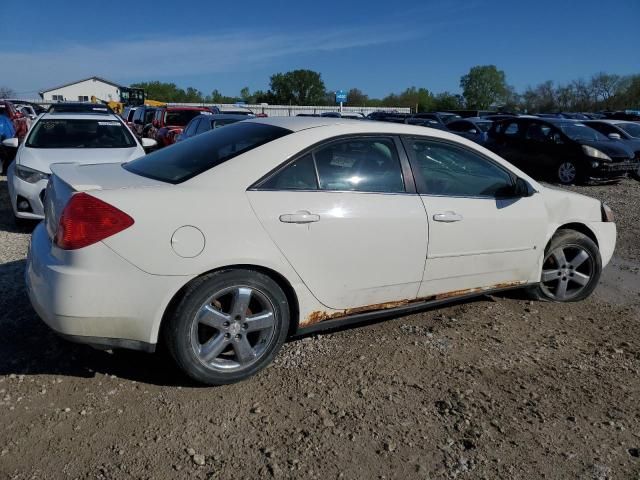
top-left (558, 162), bottom-right (577, 184)
top-left (540, 245), bottom-right (594, 300)
top-left (190, 285), bottom-right (276, 371)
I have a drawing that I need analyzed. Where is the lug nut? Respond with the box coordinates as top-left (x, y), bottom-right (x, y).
top-left (234, 315), bottom-right (242, 321)
top-left (243, 323), bottom-right (248, 329)
top-left (224, 333), bottom-right (230, 339)
top-left (235, 334), bottom-right (242, 340)
top-left (223, 321), bottom-right (230, 328)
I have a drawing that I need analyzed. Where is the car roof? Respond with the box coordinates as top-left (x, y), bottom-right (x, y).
top-left (47, 102), bottom-right (114, 114)
top-left (166, 106), bottom-right (210, 111)
top-left (585, 119), bottom-right (628, 125)
top-left (196, 114), bottom-right (251, 121)
top-left (458, 117), bottom-right (492, 122)
top-left (242, 116), bottom-right (487, 143)
top-left (38, 112), bottom-right (123, 121)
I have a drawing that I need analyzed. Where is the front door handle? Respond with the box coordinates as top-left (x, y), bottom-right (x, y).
top-left (279, 210), bottom-right (320, 224)
top-left (433, 211), bottom-right (463, 223)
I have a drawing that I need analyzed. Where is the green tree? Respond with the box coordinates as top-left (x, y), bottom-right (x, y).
top-left (130, 81), bottom-right (204, 102)
top-left (346, 88), bottom-right (369, 106)
top-left (0, 86), bottom-right (15, 99)
top-left (460, 65), bottom-right (508, 109)
top-left (432, 92), bottom-right (464, 111)
top-left (269, 69), bottom-right (326, 105)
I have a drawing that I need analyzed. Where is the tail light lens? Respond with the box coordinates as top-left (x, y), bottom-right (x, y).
top-left (55, 193), bottom-right (134, 250)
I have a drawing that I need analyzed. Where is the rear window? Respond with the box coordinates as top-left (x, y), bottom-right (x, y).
top-left (26, 119), bottom-right (136, 148)
top-left (124, 122), bottom-right (292, 183)
top-left (165, 110), bottom-right (207, 126)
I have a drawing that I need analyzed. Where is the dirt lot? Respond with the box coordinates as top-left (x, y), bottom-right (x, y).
top-left (0, 176), bottom-right (638, 480)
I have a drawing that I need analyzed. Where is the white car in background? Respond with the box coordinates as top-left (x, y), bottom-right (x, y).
top-left (27, 117), bottom-right (616, 385)
top-left (4, 111), bottom-right (156, 222)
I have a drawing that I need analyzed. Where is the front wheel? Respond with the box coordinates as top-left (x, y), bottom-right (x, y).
top-left (530, 230), bottom-right (601, 302)
top-left (557, 161), bottom-right (581, 185)
top-left (164, 269), bottom-right (290, 385)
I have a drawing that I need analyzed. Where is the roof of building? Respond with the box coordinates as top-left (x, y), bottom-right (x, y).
top-left (39, 76), bottom-right (125, 95)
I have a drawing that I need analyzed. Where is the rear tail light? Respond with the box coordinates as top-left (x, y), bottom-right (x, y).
top-left (54, 193), bottom-right (134, 250)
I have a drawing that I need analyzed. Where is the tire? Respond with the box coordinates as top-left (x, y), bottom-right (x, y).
top-left (556, 160), bottom-right (581, 185)
top-left (529, 229), bottom-right (601, 302)
top-left (164, 269), bottom-right (290, 385)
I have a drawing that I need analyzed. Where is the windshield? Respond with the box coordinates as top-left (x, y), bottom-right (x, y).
top-left (618, 122), bottom-right (640, 138)
top-left (558, 123), bottom-right (608, 142)
top-left (26, 119), bottom-right (136, 148)
top-left (165, 110), bottom-right (205, 126)
top-left (124, 122), bottom-right (292, 183)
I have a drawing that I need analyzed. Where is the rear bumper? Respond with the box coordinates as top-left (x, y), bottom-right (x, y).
top-left (26, 223), bottom-right (192, 350)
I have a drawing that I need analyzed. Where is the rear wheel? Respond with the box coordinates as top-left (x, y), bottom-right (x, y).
top-left (164, 269), bottom-right (289, 385)
top-left (530, 230), bottom-right (601, 302)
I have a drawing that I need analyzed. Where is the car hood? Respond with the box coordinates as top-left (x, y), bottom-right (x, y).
top-left (17, 146), bottom-right (145, 174)
top-left (581, 139), bottom-right (634, 159)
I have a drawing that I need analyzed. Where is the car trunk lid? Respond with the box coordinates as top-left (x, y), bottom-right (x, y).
top-left (45, 163), bottom-right (165, 240)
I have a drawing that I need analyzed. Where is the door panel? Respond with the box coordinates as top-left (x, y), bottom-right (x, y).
top-left (418, 195), bottom-right (547, 297)
top-left (401, 136), bottom-right (549, 298)
top-left (248, 191), bottom-right (428, 310)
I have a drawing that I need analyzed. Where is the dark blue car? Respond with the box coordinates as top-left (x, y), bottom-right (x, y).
top-left (446, 117), bottom-right (493, 145)
top-left (175, 114), bottom-right (248, 142)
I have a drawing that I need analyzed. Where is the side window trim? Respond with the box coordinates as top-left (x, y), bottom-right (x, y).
top-left (400, 135), bottom-right (517, 199)
top-left (251, 134), bottom-right (415, 194)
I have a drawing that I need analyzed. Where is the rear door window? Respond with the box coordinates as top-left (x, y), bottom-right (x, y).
top-left (257, 137), bottom-right (405, 193)
top-left (261, 154), bottom-right (318, 190)
top-left (314, 138), bottom-right (404, 193)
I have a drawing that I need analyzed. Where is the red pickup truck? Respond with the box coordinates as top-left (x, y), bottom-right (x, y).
top-left (148, 106), bottom-right (210, 147)
top-left (0, 100), bottom-right (29, 141)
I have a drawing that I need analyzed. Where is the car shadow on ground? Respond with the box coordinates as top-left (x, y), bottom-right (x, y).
top-left (0, 256), bottom-right (517, 387)
top-left (0, 258), bottom-right (193, 387)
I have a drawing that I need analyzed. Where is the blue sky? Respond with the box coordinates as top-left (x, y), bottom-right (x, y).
top-left (2, 0), bottom-right (639, 99)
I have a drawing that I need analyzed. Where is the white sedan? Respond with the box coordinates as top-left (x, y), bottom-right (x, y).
top-left (26, 117), bottom-right (616, 385)
top-left (5, 112), bottom-right (156, 222)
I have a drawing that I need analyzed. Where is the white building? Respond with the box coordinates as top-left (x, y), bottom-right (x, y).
top-left (39, 76), bottom-right (124, 102)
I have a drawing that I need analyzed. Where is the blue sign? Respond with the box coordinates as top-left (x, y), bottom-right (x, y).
top-left (335, 90), bottom-right (347, 103)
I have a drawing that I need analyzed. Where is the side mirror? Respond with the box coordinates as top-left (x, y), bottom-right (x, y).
top-left (2, 137), bottom-right (19, 148)
top-left (141, 138), bottom-right (157, 149)
top-left (608, 133), bottom-right (621, 140)
top-left (514, 177), bottom-right (536, 197)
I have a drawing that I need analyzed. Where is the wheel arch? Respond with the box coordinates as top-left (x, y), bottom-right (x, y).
top-left (552, 222), bottom-right (599, 247)
top-left (158, 264), bottom-right (301, 343)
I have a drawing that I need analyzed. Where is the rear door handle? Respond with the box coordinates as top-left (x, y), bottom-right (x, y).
top-left (279, 210), bottom-right (320, 224)
top-left (433, 211), bottom-right (463, 222)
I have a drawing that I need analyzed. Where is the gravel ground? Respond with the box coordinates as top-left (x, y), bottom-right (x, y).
top-left (0, 176), bottom-right (639, 480)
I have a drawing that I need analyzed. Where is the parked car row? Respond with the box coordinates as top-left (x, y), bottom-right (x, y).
top-left (367, 110), bottom-right (640, 184)
top-left (124, 105), bottom-right (256, 148)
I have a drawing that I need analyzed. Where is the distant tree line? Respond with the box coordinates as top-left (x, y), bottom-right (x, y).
top-left (4, 67), bottom-right (636, 112)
